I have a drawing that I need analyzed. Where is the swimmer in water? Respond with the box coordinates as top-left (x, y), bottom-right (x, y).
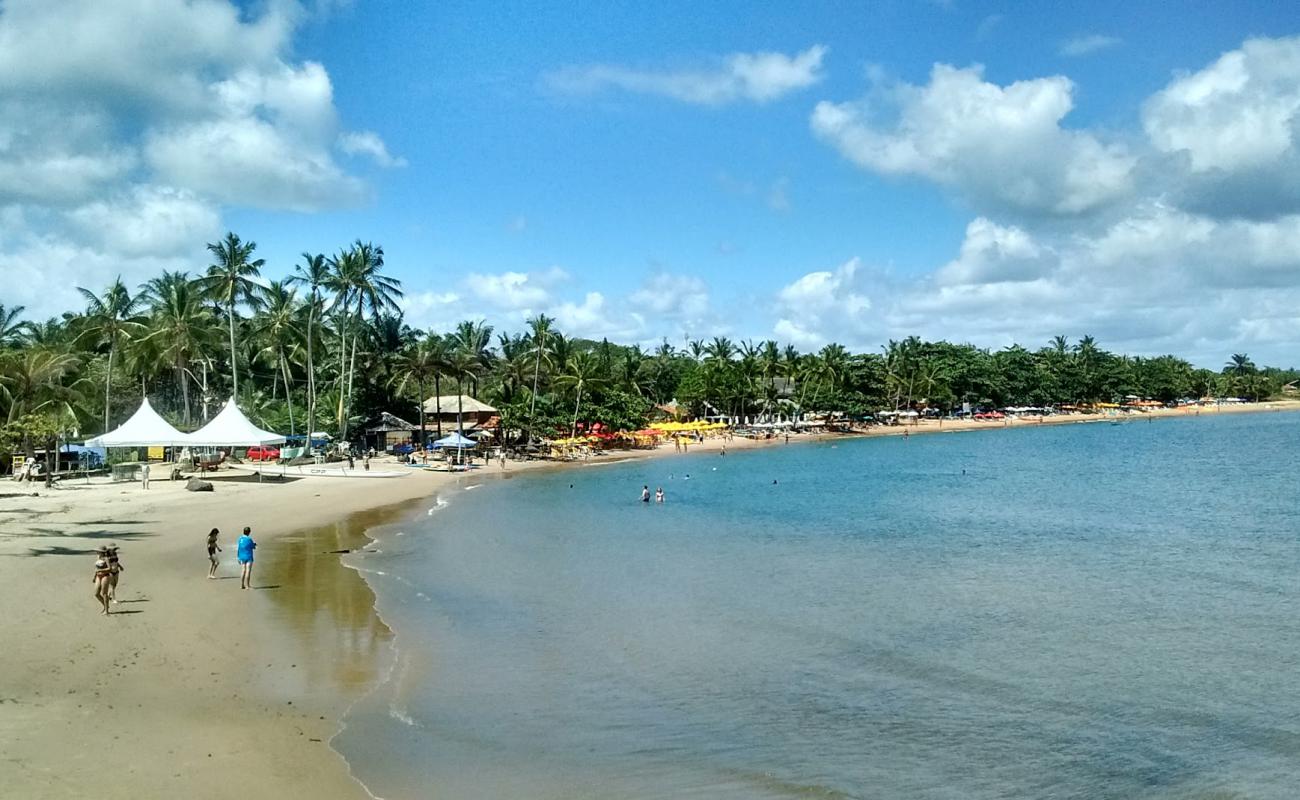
top-left (640, 485), bottom-right (650, 503)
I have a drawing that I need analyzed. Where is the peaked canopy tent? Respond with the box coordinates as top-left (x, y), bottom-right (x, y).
top-left (432, 432), bottom-right (477, 449)
top-left (84, 397), bottom-right (191, 447)
top-left (185, 398), bottom-right (286, 447)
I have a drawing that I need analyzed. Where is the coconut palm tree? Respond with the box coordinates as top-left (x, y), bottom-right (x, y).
top-left (525, 313), bottom-right (555, 443)
top-left (75, 277), bottom-right (145, 432)
top-left (0, 303), bottom-right (30, 348)
top-left (1225, 353), bottom-right (1255, 377)
top-left (143, 276), bottom-right (218, 426)
top-left (252, 280), bottom-right (302, 434)
top-left (288, 252), bottom-right (330, 439)
top-left (195, 232), bottom-right (265, 397)
top-left (390, 335), bottom-right (440, 449)
top-left (338, 241), bottom-right (402, 438)
top-left (555, 351), bottom-right (607, 439)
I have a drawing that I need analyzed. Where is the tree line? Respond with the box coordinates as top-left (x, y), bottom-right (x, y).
top-left (1, 231), bottom-right (1295, 457)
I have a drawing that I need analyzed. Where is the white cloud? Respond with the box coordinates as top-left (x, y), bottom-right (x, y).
top-left (935, 218), bottom-right (1056, 285)
top-left (68, 186), bottom-right (221, 258)
top-left (0, 0), bottom-right (390, 318)
top-left (338, 131), bottom-right (408, 168)
top-left (465, 267), bottom-right (569, 313)
top-left (811, 63), bottom-right (1136, 216)
top-left (545, 45), bottom-right (827, 105)
top-left (773, 258), bottom-right (877, 349)
top-left (1059, 35), bottom-right (1122, 57)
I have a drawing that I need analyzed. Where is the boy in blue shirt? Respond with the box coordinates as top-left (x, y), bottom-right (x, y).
top-left (237, 527), bottom-right (257, 590)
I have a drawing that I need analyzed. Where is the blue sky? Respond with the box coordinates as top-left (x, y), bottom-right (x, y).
top-left (4, 1), bottom-right (1300, 365)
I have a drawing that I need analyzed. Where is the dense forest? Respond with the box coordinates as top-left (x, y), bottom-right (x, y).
top-left (1, 233), bottom-right (1295, 455)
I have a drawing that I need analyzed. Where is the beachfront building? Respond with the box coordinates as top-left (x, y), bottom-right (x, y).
top-left (365, 412), bottom-right (417, 451)
top-left (421, 395), bottom-right (498, 432)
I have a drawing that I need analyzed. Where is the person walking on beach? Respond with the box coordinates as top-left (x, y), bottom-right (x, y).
top-left (92, 548), bottom-right (113, 616)
top-left (237, 527), bottom-right (257, 590)
top-left (655, 487), bottom-right (664, 503)
top-left (140, 462), bottom-right (150, 490)
top-left (105, 544), bottom-right (123, 604)
top-left (207, 528), bottom-right (222, 579)
top-left (641, 485), bottom-right (650, 503)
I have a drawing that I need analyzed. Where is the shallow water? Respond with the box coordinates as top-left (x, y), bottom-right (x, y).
top-left (336, 411), bottom-right (1300, 799)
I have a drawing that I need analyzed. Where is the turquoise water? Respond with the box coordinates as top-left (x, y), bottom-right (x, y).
top-left (337, 412), bottom-right (1300, 799)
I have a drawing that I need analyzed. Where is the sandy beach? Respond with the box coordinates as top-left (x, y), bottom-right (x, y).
top-left (2, 400), bottom-right (1298, 799)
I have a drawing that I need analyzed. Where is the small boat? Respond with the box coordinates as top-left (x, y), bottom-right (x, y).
top-left (228, 463), bottom-right (408, 479)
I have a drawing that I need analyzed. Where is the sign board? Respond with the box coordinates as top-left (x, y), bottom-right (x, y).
top-left (147, 446), bottom-right (164, 461)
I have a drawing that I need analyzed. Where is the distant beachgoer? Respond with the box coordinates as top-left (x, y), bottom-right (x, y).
top-left (237, 527), bottom-right (257, 590)
top-left (105, 545), bottom-right (123, 604)
top-left (92, 549), bottom-right (113, 616)
top-left (347, 453), bottom-right (355, 469)
top-left (684, 474), bottom-right (690, 480)
top-left (903, 429), bottom-right (909, 439)
top-left (363, 454), bottom-right (371, 471)
top-left (140, 462), bottom-right (151, 490)
top-left (784, 434), bottom-right (790, 443)
top-left (655, 487), bottom-right (664, 503)
top-left (772, 479), bottom-right (778, 485)
top-left (207, 528), bottom-right (222, 579)
top-left (641, 485), bottom-right (650, 503)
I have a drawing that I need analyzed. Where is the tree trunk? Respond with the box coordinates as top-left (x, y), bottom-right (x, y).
top-left (179, 362), bottom-right (192, 427)
top-left (434, 373), bottom-right (443, 438)
top-left (228, 293), bottom-right (238, 398)
top-left (342, 300), bottom-right (360, 440)
top-left (416, 377), bottom-right (426, 455)
top-left (528, 344), bottom-right (543, 443)
top-left (570, 383), bottom-right (583, 439)
top-left (306, 290), bottom-right (316, 441)
top-left (104, 344), bottom-right (114, 433)
top-left (281, 349), bottom-right (295, 436)
top-left (336, 310), bottom-right (349, 435)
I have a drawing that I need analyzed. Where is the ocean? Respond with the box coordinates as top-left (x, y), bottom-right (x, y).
top-left (333, 411), bottom-right (1300, 799)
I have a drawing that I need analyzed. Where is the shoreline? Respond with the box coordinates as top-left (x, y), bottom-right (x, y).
top-left (3, 399), bottom-right (1298, 797)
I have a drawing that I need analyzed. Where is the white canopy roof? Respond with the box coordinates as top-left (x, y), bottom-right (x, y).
top-left (185, 398), bottom-right (286, 446)
top-left (84, 397), bottom-right (191, 447)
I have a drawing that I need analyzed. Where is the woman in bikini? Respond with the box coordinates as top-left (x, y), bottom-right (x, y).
top-left (207, 528), bottom-right (222, 579)
top-left (92, 549), bottom-right (113, 615)
top-left (105, 544), bottom-right (123, 604)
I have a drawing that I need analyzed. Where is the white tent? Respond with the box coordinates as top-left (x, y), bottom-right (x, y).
top-left (185, 398), bottom-right (286, 447)
top-left (84, 397), bottom-right (191, 447)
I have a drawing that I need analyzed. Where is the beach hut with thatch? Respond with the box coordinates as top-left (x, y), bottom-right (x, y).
top-left (421, 395), bottom-right (497, 432)
top-left (365, 412), bottom-right (417, 451)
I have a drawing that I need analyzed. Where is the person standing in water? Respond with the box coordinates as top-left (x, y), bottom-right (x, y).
top-left (92, 548), bottom-right (113, 616)
top-left (237, 527), bottom-right (257, 589)
top-left (206, 528), bottom-right (222, 579)
top-left (640, 485), bottom-right (650, 503)
top-left (655, 487), bottom-right (664, 503)
top-left (105, 544), bottom-right (123, 604)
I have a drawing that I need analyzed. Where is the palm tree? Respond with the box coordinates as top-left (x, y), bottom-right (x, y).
top-left (525, 313), bottom-right (555, 443)
top-left (555, 351), bottom-right (607, 439)
top-left (252, 280), bottom-right (302, 434)
top-left (390, 335), bottom-right (440, 450)
top-left (1226, 353), bottom-right (1255, 377)
top-left (0, 348), bottom-right (83, 423)
top-left (0, 303), bottom-right (30, 348)
top-left (288, 252), bottom-right (330, 438)
top-left (195, 232), bottom-right (265, 397)
top-left (339, 241), bottom-right (402, 439)
top-left (143, 276), bottom-right (218, 426)
top-left (75, 278), bottom-right (145, 432)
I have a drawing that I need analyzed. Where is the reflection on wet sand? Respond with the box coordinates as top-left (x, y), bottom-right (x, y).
top-left (257, 501), bottom-right (423, 698)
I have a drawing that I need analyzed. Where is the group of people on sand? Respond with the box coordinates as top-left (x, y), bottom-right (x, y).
top-left (88, 525), bottom-right (258, 617)
top-left (207, 526), bottom-right (258, 588)
top-left (90, 544), bottom-right (123, 615)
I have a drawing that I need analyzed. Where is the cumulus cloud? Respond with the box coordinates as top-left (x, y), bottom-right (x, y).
top-left (1059, 35), bottom-right (1121, 57)
top-left (465, 268), bottom-right (569, 313)
top-left (1143, 35), bottom-right (1300, 219)
top-left (773, 258), bottom-right (879, 349)
top-left (935, 218), bottom-right (1056, 286)
top-left (811, 63), bottom-right (1136, 216)
top-left (544, 45), bottom-right (827, 105)
top-left (0, 0), bottom-right (393, 316)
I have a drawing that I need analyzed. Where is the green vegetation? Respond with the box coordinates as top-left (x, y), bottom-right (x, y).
top-left (1, 233), bottom-right (1296, 456)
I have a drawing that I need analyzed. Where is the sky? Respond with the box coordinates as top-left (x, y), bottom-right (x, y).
top-left (3, 0), bottom-right (1300, 366)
